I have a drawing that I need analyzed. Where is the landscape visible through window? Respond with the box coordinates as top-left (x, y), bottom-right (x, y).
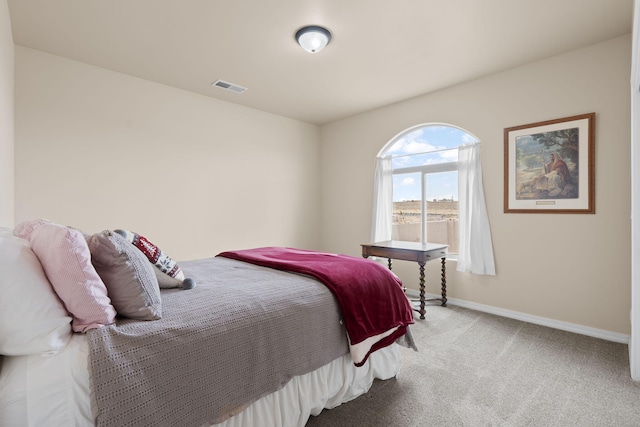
top-left (385, 125), bottom-right (478, 253)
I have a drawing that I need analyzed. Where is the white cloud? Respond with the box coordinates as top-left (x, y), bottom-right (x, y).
top-left (404, 140), bottom-right (437, 153)
top-left (401, 177), bottom-right (415, 186)
top-left (388, 128), bottom-right (436, 155)
top-left (462, 133), bottom-right (478, 143)
top-left (439, 148), bottom-right (459, 160)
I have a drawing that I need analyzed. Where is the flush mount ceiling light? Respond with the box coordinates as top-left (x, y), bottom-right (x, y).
top-left (295, 25), bottom-right (332, 53)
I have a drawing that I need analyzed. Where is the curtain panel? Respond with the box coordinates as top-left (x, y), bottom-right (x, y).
top-left (370, 156), bottom-right (393, 243)
top-left (457, 142), bottom-right (496, 275)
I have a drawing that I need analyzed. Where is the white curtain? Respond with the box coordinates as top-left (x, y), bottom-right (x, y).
top-left (370, 156), bottom-right (393, 243)
top-left (457, 143), bottom-right (496, 275)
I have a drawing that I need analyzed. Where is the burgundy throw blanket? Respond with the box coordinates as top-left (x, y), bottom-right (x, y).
top-left (217, 247), bottom-right (414, 366)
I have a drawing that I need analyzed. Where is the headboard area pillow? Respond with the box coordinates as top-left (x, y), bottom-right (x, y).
top-left (0, 228), bottom-right (72, 355)
top-left (87, 231), bottom-right (162, 321)
top-left (13, 219), bottom-right (116, 333)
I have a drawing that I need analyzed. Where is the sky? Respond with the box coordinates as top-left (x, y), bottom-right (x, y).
top-left (386, 125), bottom-right (477, 202)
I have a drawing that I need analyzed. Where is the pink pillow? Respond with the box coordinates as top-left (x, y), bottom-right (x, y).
top-left (14, 219), bottom-right (116, 332)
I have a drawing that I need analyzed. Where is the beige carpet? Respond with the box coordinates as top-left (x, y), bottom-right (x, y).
top-left (306, 305), bottom-right (640, 426)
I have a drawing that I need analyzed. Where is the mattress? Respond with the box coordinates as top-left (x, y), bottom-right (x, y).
top-left (0, 334), bottom-right (402, 427)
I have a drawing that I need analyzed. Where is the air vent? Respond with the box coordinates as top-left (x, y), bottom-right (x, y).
top-left (211, 80), bottom-right (247, 94)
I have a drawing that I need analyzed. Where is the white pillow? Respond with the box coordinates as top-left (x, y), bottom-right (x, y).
top-left (0, 228), bottom-right (72, 356)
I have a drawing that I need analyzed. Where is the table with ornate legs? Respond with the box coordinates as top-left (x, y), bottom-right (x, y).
top-left (361, 240), bottom-right (449, 320)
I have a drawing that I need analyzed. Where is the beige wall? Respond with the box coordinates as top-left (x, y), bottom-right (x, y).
top-left (320, 35), bottom-right (632, 335)
top-left (14, 47), bottom-right (321, 261)
top-left (11, 32), bottom-right (632, 336)
top-left (0, 0), bottom-right (13, 227)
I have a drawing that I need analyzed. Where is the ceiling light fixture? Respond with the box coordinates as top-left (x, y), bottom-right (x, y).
top-left (295, 25), bottom-right (332, 53)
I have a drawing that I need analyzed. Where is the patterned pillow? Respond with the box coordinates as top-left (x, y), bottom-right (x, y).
top-left (113, 230), bottom-right (185, 279)
top-left (13, 219), bottom-right (116, 332)
top-left (88, 231), bottom-right (162, 321)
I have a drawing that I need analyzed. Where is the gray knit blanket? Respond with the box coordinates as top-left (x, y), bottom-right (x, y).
top-left (87, 257), bottom-right (349, 427)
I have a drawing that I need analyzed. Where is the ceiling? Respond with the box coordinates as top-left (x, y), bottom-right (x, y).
top-left (7, 0), bottom-right (634, 125)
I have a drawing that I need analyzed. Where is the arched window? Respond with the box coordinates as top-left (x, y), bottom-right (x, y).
top-left (371, 123), bottom-right (496, 275)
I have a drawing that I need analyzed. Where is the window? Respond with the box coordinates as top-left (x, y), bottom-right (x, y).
top-left (371, 123), bottom-right (494, 275)
top-left (382, 124), bottom-right (478, 254)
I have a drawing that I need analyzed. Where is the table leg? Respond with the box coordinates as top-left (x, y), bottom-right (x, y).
top-left (387, 258), bottom-right (392, 270)
top-left (418, 262), bottom-right (426, 319)
top-left (440, 257), bottom-right (447, 307)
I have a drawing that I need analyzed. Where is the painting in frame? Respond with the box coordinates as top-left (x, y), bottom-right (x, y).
top-left (504, 113), bottom-right (595, 214)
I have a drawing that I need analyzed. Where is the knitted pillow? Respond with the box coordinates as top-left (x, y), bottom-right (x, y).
top-left (113, 229), bottom-right (184, 280)
top-left (88, 231), bottom-right (162, 321)
top-left (113, 229), bottom-right (195, 290)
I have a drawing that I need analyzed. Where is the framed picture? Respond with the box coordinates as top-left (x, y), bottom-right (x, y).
top-left (504, 113), bottom-right (595, 214)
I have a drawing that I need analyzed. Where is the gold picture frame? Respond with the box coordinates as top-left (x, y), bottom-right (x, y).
top-left (504, 113), bottom-right (595, 214)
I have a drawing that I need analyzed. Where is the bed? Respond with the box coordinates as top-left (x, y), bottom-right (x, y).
top-left (0, 221), bottom-right (416, 427)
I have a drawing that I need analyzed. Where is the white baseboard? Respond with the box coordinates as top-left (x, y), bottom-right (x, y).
top-left (407, 290), bottom-right (630, 344)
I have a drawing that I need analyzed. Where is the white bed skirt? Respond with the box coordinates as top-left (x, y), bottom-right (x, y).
top-left (0, 334), bottom-right (402, 427)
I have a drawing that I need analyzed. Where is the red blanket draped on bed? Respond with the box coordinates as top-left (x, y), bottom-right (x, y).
top-left (217, 247), bottom-right (414, 366)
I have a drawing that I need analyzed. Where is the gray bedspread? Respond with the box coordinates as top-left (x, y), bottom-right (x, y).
top-left (87, 257), bottom-right (349, 427)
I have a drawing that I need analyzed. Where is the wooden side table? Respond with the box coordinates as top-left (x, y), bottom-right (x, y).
top-left (361, 240), bottom-right (448, 320)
